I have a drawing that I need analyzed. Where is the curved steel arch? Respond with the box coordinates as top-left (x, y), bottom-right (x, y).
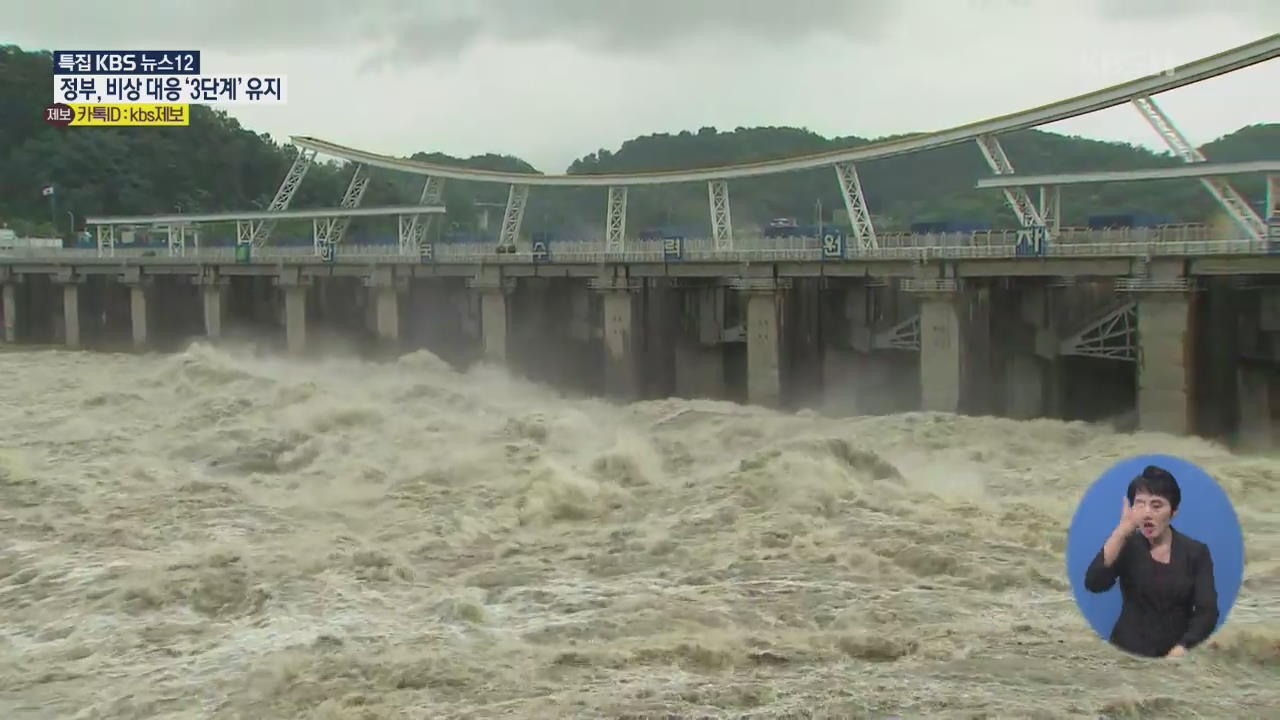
top-left (291, 34), bottom-right (1280, 187)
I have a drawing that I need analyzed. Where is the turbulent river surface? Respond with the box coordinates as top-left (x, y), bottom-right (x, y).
top-left (0, 343), bottom-right (1277, 719)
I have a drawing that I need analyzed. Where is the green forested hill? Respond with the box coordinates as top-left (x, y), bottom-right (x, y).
top-left (2, 44), bottom-right (1277, 240)
top-left (554, 123), bottom-right (1279, 233)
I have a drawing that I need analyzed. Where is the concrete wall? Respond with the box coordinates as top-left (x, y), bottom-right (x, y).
top-left (479, 290), bottom-right (508, 364)
top-left (2, 282), bottom-right (16, 343)
top-left (640, 279), bottom-right (678, 398)
top-left (673, 284), bottom-right (728, 401)
top-left (744, 290), bottom-right (782, 407)
top-left (782, 278), bottom-right (824, 410)
top-left (919, 295), bottom-right (962, 412)
top-left (959, 283), bottom-right (993, 415)
top-left (601, 288), bottom-right (640, 399)
top-left (990, 281), bottom-right (1044, 419)
top-left (1236, 363), bottom-right (1273, 450)
top-left (675, 341), bottom-right (726, 400)
top-left (2, 263), bottom-right (1274, 450)
top-left (507, 279), bottom-right (551, 381)
top-left (402, 278), bottom-right (475, 368)
top-left (1194, 277), bottom-right (1239, 439)
top-left (2, 276), bottom-right (58, 344)
top-left (1136, 293), bottom-right (1195, 435)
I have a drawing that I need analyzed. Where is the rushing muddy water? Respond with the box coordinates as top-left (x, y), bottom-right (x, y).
top-left (0, 343), bottom-right (1276, 719)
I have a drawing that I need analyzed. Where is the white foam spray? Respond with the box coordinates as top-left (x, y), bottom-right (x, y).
top-left (0, 343), bottom-right (1276, 718)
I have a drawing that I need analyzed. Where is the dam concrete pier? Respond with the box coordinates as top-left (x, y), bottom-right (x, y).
top-left (4, 245), bottom-right (1280, 448)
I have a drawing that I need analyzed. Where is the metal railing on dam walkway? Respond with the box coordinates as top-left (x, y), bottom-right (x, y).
top-left (2, 225), bottom-right (1272, 265)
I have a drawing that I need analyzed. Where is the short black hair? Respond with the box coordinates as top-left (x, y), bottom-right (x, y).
top-left (1127, 465), bottom-right (1181, 511)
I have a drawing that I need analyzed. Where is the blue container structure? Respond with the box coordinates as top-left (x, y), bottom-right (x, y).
top-left (638, 225), bottom-right (702, 242)
top-left (909, 220), bottom-right (992, 234)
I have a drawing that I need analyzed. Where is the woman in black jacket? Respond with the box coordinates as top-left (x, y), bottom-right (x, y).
top-left (1084, 465), bottom-right (1219, 658)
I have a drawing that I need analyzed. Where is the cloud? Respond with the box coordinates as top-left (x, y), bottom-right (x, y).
top-left (368, 0), bottom-right (896, 64)
top-left (1096, 0), bottom-right (1280, 21)
top-left (7, 0), bottom-right (899, 64)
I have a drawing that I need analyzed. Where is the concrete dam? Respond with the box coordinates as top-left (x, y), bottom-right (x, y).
top-left (2, 248), bottom-right (1274, 450)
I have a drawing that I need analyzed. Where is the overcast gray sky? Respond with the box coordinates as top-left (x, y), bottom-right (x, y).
top-left (6, 0), bottom-right (1278, 171)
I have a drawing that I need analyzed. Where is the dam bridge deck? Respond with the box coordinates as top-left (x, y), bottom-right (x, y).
top-left (4, 225), bottom-right (1280, 280)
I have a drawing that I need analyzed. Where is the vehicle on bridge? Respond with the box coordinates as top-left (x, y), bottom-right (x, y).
top-left (762, 217), bottom-right (852, 239)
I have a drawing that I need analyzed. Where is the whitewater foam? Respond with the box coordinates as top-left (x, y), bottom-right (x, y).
top-left (0, 342), bottom-right (1276, 718)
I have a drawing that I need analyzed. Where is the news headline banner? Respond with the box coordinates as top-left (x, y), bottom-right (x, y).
top-left (51, 51), bottom-right (285, 105)
top-left (55, 75), bottom-right (286, 105)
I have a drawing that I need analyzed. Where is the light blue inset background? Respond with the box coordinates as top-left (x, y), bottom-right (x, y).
top-left (1065, 454), bottom-right (1245, 642)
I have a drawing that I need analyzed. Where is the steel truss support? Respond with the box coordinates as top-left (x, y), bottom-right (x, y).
top-left (1039, 185), bottom-right (1061, 235)
top-left (314, 163), bottom-right (370, 251)
top-left (96, 225), bottom-right (115, 257)
top-left (976, 134), bottom-right (1050, 241)
top-left (1132, 95), bottom-right (1264, 242)
top-left (497, 184), bottom-right (529, 250)
top-left (167, 225), bottom-right (181, 256)
top-left (166, 224), bottom-right (194, 257)
top-left (1059, 301), bottom-right (1136, 361)
top-left (872, 314), bottom-right (920, 351)
top-left (252, 147), bottom-right (315, 246)
top-left (312, 218), bottom-right (336, 262)
top-left (834, 162), bottom-right (878, 250)
top-left (708, 180), bottom-right (733, 251)
top-left (397, 214), bottom-right (427, 258)
top-left (606, 186), bottom-right (627, 253)
top-left (1267, 174), bottom-right (1278, 222)
top-left (404, 176), bottom-right (446, 255)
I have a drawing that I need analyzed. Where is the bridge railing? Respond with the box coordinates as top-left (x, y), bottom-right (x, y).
top-left (0, 226), bottom-right (1263, 263)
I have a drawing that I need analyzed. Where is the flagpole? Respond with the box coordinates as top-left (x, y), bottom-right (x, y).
top-left (43, 184), bottom-right (56, 234)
